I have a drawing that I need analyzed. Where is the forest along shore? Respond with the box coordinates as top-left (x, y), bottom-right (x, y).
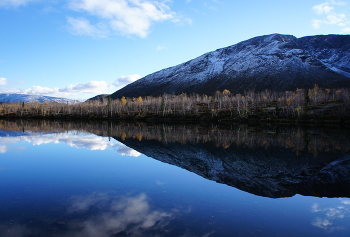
top-left (0, 86), bottom-right (349, 125)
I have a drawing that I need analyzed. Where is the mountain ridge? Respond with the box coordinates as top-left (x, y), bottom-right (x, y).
top-left (110, 33), bottom-right (350, 99)
top-left (0, 93), bottom-right (79, 104)
top-left (115, 137), bottom-right (350, 198)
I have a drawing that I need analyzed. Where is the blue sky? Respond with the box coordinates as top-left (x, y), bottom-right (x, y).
top-left (0, 0), bottom-right (349, 100)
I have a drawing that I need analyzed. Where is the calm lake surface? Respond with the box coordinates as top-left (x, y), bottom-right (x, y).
top-left (0, 120), bottom-right (350, 237)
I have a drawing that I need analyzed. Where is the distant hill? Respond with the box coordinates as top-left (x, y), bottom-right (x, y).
top-left (0, 93), bottom-right (79, 104)
top-left (110, 34), bottom-right (350, 99)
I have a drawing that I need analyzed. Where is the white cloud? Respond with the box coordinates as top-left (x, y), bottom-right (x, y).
top-left (0, 77), bottom-right (8, 86)
top-left (1, 0), bottom-right (190, 37)
top-left (0, 145), bottom-right (8, 153)
top-left (67, 0), bottom-right (189, 38)
top-left (65, 193), bottom-right (174, 236)
top-left (59, 80), bottom-right (110, 93)
top-left (26, 78), bottom-right (137, 98)
top-left (311, 0), bottom-right (350, 33)
top-left (70, 194), bottom-right (174, 236)
top-left (0, 0), bottom-right (38, 7)
top-left (62, 137), bottom-right (110, 150)
top-left (67, 17), bottom-right (108, 38)
top-left (116, 145), bottom-right (141, 157)
top-left (329, 0), bottom-right (347, 5)
top-left (24, 85), bottom-right (59, 95)
top-left (112, 74), bottom-right (141, 88)
top-left (312, 19), bottom-right (323, 29)
top-left (68, 193), bottom-right (109, 213)
top-left (341, 199), bottom-right (350, 205)
top-left (341, 27), bottom-right (350, 33)
top-left (313, 3), bottom-right (334, 15)
top-left (11, 133), bottom-right (111, 150)
top-left (312, 217), bottom-right (333, 229)
top-left (326, 12), bottom-right (347, 25)
top-left (16, 80), bottom-right (115, 99)
top-left (312, 203), bottom-right (322, 213)
top-left (0, 131), bottom-right (142, 157)
top-left (311, 200), bottom-right (350, 232)
top-left (1, 193), bottom-right (178, 236)
top-left (156, 45), bottom-right (167, 51)
top-left (0, 74), bottom-right (141, 100)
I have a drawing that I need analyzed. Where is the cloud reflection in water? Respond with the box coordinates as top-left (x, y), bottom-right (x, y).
top-left (0, 132), bottom-right (140, 157)
top-left (311, 199), bottom-right (350, 232)
top-left (66, 193), bottom-right (173, 237)
top-left (0, 193), bottom-right (176, 237)
top-left (0, 144), bottom-right (25, 154)
top-left (0, 144), bottom-right (8, 153)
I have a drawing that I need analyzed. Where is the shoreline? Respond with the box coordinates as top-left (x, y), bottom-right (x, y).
top-left (1, 113), bottom-right (349, 127)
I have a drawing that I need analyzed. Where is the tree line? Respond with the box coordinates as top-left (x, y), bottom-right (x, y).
top-left (0, 119), bottom-right (349, 157)
top-left (0, 85), bottom-right (349, 121)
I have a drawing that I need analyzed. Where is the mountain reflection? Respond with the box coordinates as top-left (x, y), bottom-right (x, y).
top-left (112, 125), bottom-right (350, 198)
top-left (1, 120), bottom-right (350, 198)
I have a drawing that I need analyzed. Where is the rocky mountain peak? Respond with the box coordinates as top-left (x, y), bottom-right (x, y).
top-left (110, 34), bottom-right (350, 99)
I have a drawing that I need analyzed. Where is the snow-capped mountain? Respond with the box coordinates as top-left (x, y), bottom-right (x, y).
top-left (0, 93), bottom-right (79, 104)
top-left (110, 34), bottom-right (350, 98)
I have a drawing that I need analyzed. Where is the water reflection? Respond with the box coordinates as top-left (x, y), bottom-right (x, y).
top-left (1, 120), bottom-right (349, 154)
top-left (0, 144), bottom-right (25, 154)
top-left (110, 124), bottom-right (350, 198)
top-left (65, 193), bottom-right (174, 237)
top-left (0, 193), bottom-right (176, 237)
top-left (0, 144), bottom-right (7, 153)
top-left (1, 120), bottom-right (350, 198)
top-left (311, 199), bottom-right (350, 232)
top-left (115, 145), bottom-right (141, 157)
top-left (0, 128), bottom-right (140, 157)
top-left (1, 120), bottom-right (350, 236)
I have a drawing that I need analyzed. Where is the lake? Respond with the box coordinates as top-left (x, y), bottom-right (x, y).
top-left (0, 120), bottom-right (350, 237)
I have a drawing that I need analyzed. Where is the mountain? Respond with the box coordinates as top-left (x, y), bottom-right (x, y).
top-left (1, 118), bottom-right (349, 198)
top-left (86, 94), bottom-right (110, 102)
top-left (106, 124), bottom-right (350, 198)
top-left (0, 93), bottom-right (79, 104)
top-left (115, 136), bottom-right (350, 199)
top-left (110, 34), bottom-right (350, 98)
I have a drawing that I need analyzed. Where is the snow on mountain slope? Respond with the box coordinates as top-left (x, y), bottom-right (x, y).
top-left (297, 35), bottom-right (350, 77)
top-left (110, 34), bottom-right (350, 98)
top-left (0, 93), bottom-right (79, 104)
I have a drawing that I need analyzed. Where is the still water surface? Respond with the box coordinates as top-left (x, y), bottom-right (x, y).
top-left (0, 120), bottom-right (350, 236)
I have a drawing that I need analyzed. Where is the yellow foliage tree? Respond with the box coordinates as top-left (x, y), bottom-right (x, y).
top-left (120, 96), bottom-right (127, 106)
top-left (121, 132), bottom-right (127, 141)
top-left (135, 96), bottom-right (143, 103)
top-left (222, 89), bottom-right (231, 94)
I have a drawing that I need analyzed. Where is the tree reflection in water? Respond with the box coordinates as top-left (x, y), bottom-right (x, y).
top-left (1, 120), bottom-right (350, 236)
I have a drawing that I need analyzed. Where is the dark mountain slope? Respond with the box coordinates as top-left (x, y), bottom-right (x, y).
top-left (110, 34), bottom-right (350, 98)
top-left (115, 137), bottom-right (350, 198)
top-left (85, 94), bottom-right (110, 102)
